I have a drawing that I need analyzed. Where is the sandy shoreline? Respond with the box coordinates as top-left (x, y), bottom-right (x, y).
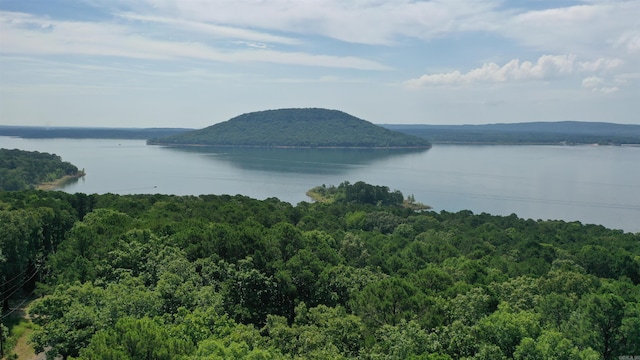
top-left (36, 171), bottom-right (85, 190)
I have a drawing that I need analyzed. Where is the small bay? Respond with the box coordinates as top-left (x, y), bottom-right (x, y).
top-left (2, 136), bottom-right (639, 232)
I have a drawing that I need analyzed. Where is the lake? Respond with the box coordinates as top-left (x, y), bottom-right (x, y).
top-left (2, 136), bottom-right (639, 233)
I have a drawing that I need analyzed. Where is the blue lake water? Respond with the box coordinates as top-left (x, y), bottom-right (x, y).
top-left (2, 136), bottom-right (639, 233)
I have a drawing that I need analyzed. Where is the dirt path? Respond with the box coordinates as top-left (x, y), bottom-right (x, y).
top-left (11, 330), bottom-right (44, 360)
top-left (2, 299), bottom-right (45, 360)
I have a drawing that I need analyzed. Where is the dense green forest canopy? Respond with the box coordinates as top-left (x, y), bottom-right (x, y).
top-left (148, 108), bottom-right (432, 148)
top-left (383, 122), bottom-right (640, 145)
top-left (0, 148), bottom-right (83, 191)
top-left (1, 186), bottom-right (638, 359)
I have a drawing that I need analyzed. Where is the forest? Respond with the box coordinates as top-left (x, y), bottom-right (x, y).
top-left (0, 149), bottom-right (83, 191)
top-left (1, 184), bottom-right (638, 359)
top-left (148, 108), bottom-right (431, 148)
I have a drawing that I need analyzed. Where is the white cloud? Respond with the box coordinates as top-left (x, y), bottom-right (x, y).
top-left (103, 0), bottom-right (505, 45)
top-left (582, 76), bottom-right (603, 89)
top-left (597, 87), bottom-right (619, 94)
top-left (116, 12), bottom-right (300, 45)
top-left (578, 58), bottom-right (624, 72)
top-left (582, 76), bottom-right (621, 94)
top-left (86, 0), bottom-right (639, 59)
top-left (405, 54), bottom-right (631, 89)
top-left (501, 2), bottom-right (640, 57)
top-left (405, 54), bottom-right (578, 88)
top-left (615, 31), bottom-right (640, 53)
top-left (0, 11), bottom-right (389, 70)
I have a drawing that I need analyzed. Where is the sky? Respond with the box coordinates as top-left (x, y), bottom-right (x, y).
top-left (0, 0), bottom-right (639, 128)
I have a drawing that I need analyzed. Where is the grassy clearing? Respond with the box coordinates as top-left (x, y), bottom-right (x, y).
top-left (305, 187), bottom-right (335, 203)
top-left (5, 319), bottom-right (37, 359)
top-left (2, 299), bottom-right (39, 360)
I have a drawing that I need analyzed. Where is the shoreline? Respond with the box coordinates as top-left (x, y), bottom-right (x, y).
top-left (37, 171), bottom-right (85, 190)
top-left (147, 142), bottom-right (432, 149)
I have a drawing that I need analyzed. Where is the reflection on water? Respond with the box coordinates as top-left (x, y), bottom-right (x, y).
top-left (157, 146), bottom-right (429, 174)
top-left (58, 175), bottom-right (83, 189)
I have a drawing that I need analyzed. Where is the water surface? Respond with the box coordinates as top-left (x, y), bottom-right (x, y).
top-left (2, 137), bottom-right (638, 232)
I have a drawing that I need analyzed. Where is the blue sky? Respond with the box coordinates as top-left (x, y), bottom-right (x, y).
top-left (1, 0), bottom-right (638, 128)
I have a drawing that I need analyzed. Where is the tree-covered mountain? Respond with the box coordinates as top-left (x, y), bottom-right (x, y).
top-left (382, 121), bottom-right (640, 144)
top-left (148, 108), bottom-right (431, 148)
top-left (0, 148), bottom-right (84, 191)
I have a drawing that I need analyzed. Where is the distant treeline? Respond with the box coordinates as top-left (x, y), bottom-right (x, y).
top-left (0, 148), bottom-right (82, 191)
top-left (0, 126), bottom-right (193, 139)
top-left (4, 120), bottom-right (640, 145)
top-left (382, 121), bottom-right (640, 145)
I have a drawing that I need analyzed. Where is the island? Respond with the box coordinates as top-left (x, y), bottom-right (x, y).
top-left (147, 108), bottom-right (431, 148)
top-left (307, 181), bottom-right (432, 211)
top-left (0, 148), bottom-right (84, 191)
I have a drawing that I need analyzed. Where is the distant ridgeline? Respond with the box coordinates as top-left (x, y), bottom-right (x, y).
top-left (147, 108), bottom-right (432, 148)
top-left (382, 121), bottom-right (640, 145)
top-left (0, 126), bottom-right (193, 139)
top-left (5, 118), bottom-right (637, 145)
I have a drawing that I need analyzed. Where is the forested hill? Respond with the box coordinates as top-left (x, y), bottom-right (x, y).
top-left (382, 121), bottom-right (640, 144)
top-left (148, 108), bottom-right (431, 148)
top-left (0, 148), bottom-right (84, 191)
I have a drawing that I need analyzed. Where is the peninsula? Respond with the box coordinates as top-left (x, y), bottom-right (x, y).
top-left (147, 108), bottom-right (431, 148)
top-left (0, 148), bottom-right (84, 191)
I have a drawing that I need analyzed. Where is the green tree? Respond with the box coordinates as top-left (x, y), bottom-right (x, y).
top-left (30, 285), bottom-right (106, 360)
top-left (572, 293), bottom-right (626, 359)
top-left (79, 316), bottom-right (194, 360)
top-left (264, 303), bottom-right (364, 359)
top-left (476, 304), bottom-right (541, 358)
top-left (352, 277), bottom-right (427, 327)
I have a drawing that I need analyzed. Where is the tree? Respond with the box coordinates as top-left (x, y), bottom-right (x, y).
top-left (514, 331), bottom-right (599, 360)
top-left (476, 304), bottom-right (541, 358)
top-left (30, 285), bottom-right (105, 360)
top-left (366, 320), bottom-right (442, 360)
top-left (223, 258), bottom-right (276, 326)
top-left (352, 277), bottom-right (427, 327)
top-left (573, 293), bottom-right (626, 359)
top-left (79, 316), bottom-right (194, 360)
top-left (264, 303), bottom-right (364, 359)
top-left (536, 292), bottom-right (574, 330)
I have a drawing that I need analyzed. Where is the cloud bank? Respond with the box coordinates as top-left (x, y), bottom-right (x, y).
top-left (404, 54), bottom-right (626, 88)
top-left (0, 11), bottom-right (390, 70)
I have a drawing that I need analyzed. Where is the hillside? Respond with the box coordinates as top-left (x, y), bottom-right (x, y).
top-left (382, 121), bottom-right (640, 144)
top-left (0, 148), bottom-right (84, 191)
top-left (147, 108), bottom-right (431, 148)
